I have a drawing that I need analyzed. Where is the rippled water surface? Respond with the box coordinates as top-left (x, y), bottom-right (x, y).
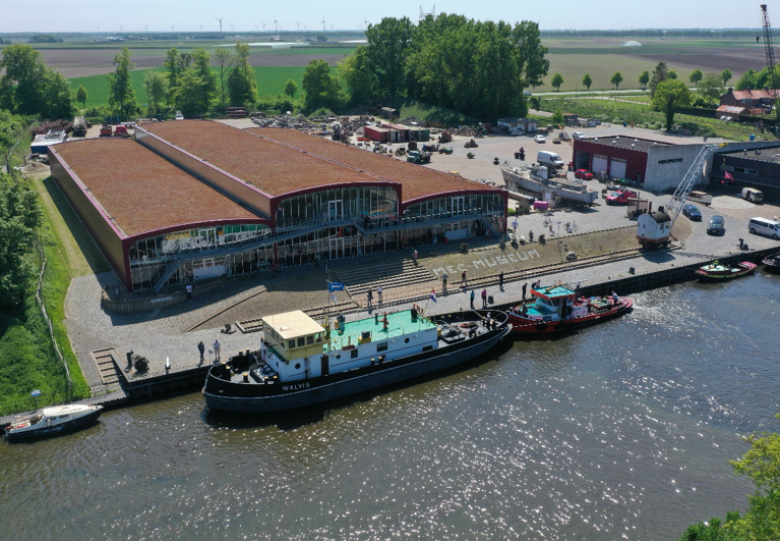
top-left (2, 274), bottom-right (779, 540)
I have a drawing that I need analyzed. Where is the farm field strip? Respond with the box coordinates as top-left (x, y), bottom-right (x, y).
top-left (69, 66), bottom-right (307, 106)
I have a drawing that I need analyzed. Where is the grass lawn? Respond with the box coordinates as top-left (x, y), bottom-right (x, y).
top-left (69, 65), bottom-right (307, 107)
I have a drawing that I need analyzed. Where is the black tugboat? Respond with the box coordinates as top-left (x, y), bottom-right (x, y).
top-left (203, 308), bottom-right (511, 413)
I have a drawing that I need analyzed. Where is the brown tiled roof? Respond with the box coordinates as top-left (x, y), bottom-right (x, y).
top-left (731, 89), bottom-right (779, 100)
top-left (248, 127), bottom-right (499, 202)
top-left (54, 138), bottom-right (259, 237)
top-left (144, 120), bottom-right (384, 196)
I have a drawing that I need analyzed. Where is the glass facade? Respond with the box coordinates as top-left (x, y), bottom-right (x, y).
top-left (129, 224), bottom-right (270, 290)
top-left (276, 186), bottom-right (398, 229)
top-left (403, 193), bottom-right (505, 221)
top-left (126, 192), bottom-right (505, 290)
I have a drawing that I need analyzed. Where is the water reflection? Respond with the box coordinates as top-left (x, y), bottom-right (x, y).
top-left (2, 277), bottom-right (778, 540)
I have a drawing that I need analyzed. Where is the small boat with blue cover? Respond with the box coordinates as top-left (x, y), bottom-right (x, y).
top-left (695, 260), bottom-right (756, 281)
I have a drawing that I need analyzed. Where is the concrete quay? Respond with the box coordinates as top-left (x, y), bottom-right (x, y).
top-left (59, 180), bottom-right (780, 406)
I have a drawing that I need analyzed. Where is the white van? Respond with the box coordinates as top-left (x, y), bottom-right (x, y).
top-left (742, 187), bottom-right (764, 203)
top-left (537, 150), bottom-right (564, 168)
top-left (748, 217), bottom-right (780, 239)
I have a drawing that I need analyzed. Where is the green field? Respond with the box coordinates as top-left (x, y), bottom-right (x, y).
top-left (69, 66), bottom-right (307, 107)
top-left (537, 54), bottom-right (681, 92)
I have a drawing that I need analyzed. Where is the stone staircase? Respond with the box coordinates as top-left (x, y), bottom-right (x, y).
top-left (334, 259), bottom-right (436, 296)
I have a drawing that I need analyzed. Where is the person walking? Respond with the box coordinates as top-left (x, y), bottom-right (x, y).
top-left (470, 290), bottom-right (475, 309)
top-left (186, 283), bottom-right (193, 301)
top-left (442, 273), bottom-right (448, 291)
top-left (461, 270), bottom-right (468, 287)
top-left (522, 282), bottom-right (527, 300)
top-left (499, 272), bottom-right (504, 291)
top-left (213, 339), bottom-right (221, 363)
top-left (512, 218), bottom-right (518, 234)
top-left (377, 285), bottom-right (383, 304)
top-left (367, 288), bottom-right (373, 307)
top-left (529, 230), bottom-right (534, 243)
top-left (197, 341), bottom-right (205, 364)
top-left (481, 288), bottom-right (488, 308)
top-left (413, 248), bottom-right (418, 266)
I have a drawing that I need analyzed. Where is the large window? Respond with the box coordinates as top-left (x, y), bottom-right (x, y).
top-left (276, 186), bottom-right (399, 229)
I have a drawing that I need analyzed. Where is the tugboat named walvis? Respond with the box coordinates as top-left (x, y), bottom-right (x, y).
top-left (203, 307), bottom-right (511, 413)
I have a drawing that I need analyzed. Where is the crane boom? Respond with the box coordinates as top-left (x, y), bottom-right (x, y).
top-left (761, 4), bottom-right (780, 124)
top-left (665, 145), bottom-right (714, 230)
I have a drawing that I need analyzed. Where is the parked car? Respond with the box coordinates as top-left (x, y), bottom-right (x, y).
top-left (707, 215), bottom-right (725, 235)
top-left (574, 169), bottom-right (594, 180)
top-left (533, 134), bottom-right (546, 143)
top-left (682, 204), bottom-right (702, 221)
top-left (605, 189), bottom-right (638, 205)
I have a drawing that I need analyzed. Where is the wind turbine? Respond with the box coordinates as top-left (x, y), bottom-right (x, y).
top-left (200, 24), bottom-right (203, 32)
top-left (171, 24), bottom-right (174, 32)
top-left (215, 15), bottom-right (225, 32)
top-left (322, 15), bottom-right (326, 32)
top-left (145, 24), bottom-right (149, 32)
top-left (296, 21), bottom-right (302, 30)
top-left (261, 21), bottom-right (267, 30)
top-left (274, 15), bottom-right (279, 34)
top-left (95, 25), bottom-right (100, 32)
top-left (230, 23), bottom-right (234, 33)
top-left (119, 24), bottom-right (124, 33)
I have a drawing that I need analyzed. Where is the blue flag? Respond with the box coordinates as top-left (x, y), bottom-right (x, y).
top-left (328, 282), bottom-right (345, 292)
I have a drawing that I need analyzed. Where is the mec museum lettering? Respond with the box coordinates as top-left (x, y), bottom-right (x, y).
top-left (431, 250), bottom-right (542, 277)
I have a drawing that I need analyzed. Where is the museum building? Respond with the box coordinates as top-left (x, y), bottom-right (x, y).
top-left (50, 120), bottom-right (506, 292)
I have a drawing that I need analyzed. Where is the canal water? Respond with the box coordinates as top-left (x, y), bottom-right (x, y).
top-left (2, 274), bottom-right (779, 540)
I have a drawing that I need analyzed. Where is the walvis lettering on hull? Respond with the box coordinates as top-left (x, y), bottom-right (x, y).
top-left (281, 382), bottom-right (311, 392)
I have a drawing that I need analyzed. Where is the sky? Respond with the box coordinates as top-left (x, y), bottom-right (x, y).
top-left (0, 0), bottom-right (769, 33)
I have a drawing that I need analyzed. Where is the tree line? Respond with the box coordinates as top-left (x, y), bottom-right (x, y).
top-left (338, 14), bottom-right (549, 120)
top-left (548, 66), bottom-right (732, 98)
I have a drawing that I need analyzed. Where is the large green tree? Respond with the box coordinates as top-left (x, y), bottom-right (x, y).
top-left (107, 46), bottom-right (138, 119)
top-left (0, 173), bottom-right (42, 308)
top-left (610, 71), bottom-right (623, 90)
top-left (551, 73), bottom-right (564, 91)
top-left (190, 48), bottom-right (217, 113)
top-left (284, 78), bottom-right (298, 98)
top-left (338, 46), bottom-right (377, 105)
top-left (638, 70), bottom-right (650, 90)
top-left (582, 74), bottom-right (592, 91)
top-left (76, 85), bottom-right (88, 108)
top-left (226, 43), bottom-right (258, 108)
top-left (173, 69), bottom-right (206, 116)
top-left (341, 14), bottom-right (548, 120)
top-left (689, 68), bottom-right (703, 86)
top-left (0, 44), bottom-right (74, 119)
top-left (699, 72), bottom-right (723, 103)
top-left (214, 48), bottom-right (232, 108)
top-left (648, 61), bottom-right (669, 96)
top-left (651, 79), bottom-right (692, 131)
top-left (365, 17), bottom-right (415, 98)
top-left (302, 59), bottom-right (341, 111)
top-left (144, 72), bottom-right (167, 116)
top-left (721, 68), bottom-right (733, 87)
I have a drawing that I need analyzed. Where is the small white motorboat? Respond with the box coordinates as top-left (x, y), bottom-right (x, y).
top-left (2, 404), bottom-right (103, 441)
